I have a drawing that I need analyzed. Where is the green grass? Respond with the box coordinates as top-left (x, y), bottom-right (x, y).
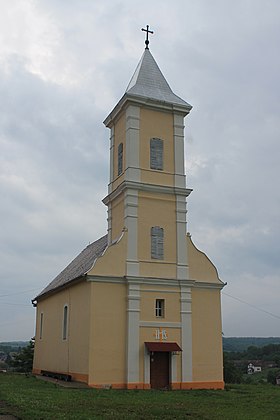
top-left (1, 373), bottom-right (280, 419)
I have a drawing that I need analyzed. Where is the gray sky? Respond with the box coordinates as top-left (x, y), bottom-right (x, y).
top-left (1, 0), bottom-right (280, 341)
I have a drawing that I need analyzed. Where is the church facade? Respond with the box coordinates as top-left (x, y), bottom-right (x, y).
top-left (32, 36), bottom-right (225, 390)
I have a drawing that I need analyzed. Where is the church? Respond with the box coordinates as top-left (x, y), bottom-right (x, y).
top-left (32, 27), bottom-right (225, 390)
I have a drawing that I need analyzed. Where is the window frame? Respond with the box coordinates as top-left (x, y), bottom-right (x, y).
top-left (155, 299), bottom-right (165, 318)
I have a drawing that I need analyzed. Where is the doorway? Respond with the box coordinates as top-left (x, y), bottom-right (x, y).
top-left (150, 352), bottom-right (170, 389)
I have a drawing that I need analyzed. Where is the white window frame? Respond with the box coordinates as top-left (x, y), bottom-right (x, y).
top-left (155, 299), bottom-right (165, 318)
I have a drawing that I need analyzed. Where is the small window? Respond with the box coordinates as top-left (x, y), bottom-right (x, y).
top-left (39, 312), bottom-right (43, 340)
top-left (151, 226), bottom-right (164, 260)
top-left (62, 305), bottom-right (68, 340)
top-left (155, 299), bottom-right (165, 317)
top-left (150, 138), bottom-right (163, 170)
top-left (118, 142), bottom-right (123, 176)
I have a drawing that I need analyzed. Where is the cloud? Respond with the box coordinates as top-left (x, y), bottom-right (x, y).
top-left (0, 0), bottom-right (279, 340)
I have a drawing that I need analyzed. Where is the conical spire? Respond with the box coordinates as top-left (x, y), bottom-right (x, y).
top-left (126, 49), bottom-right (192, 109)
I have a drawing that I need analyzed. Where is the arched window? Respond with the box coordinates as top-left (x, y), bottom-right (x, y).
top-left (151, 226), bottom-right (164, 260)
top-left (118, 142), bottom-right (123, 176)
top-left (150, 138), bottom-right (163, 170)
top-left (62, 305), bottom-right (68, 340)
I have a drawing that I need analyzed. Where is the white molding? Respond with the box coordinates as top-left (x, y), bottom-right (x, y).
top-left (103, 180), bottom-right (192, 206)
top-left (173, 114), bottom-right (186, 189)
top-left (124, 188), bottom-right (139, 276)
top-left (127, 283), bottom-right (140, 384)
top-left (125, 105), bottom-right (140, 183)
top-left (108, 126), bottom-right (115, 193)
top-left (180, 285), bottom-right (192, 382)
top-left (139, 321), bottom-right (182, 328)
top-left (176, 195), bottom-right (188, 280)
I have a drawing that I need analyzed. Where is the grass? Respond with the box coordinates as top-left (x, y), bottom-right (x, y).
top-left (0, 373), bottom-right (280, 419)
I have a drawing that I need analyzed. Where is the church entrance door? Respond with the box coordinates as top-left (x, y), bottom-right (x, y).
top-left (150, 352), bottom-right (170, 389)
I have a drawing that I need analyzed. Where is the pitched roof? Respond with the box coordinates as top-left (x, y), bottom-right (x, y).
top-left (34, 234), bottom-right (108, 302)
top-left (126, 49), bottom-right (192, 109)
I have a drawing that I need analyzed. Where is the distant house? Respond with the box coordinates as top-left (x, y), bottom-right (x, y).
top-left (247, 363), bottom-right (261, 374)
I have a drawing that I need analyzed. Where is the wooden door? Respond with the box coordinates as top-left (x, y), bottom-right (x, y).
top-left (150, 352), bottom-right (170, 389)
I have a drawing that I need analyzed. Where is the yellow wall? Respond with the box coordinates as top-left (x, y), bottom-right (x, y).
top-left (138, 191), bottom-right (177, 278)
top-left (33, 281), bottom-right (91, 378)
top-left (139, 108), bottom-right (174, 185)
top-left (191, 288), bottom-right (223, 382)
top-left (112, 110), bottom-right (126, 190)
top-left (187, 235), bottom-right (222, 284)
top-left (88, 231), bottom-right (126, 277)
top-left (88, 282), bottom-right (127, 386)
top-left (140, 285), bottom-right (180, 323)
top-left (111, 192), bottom-right (124, 241)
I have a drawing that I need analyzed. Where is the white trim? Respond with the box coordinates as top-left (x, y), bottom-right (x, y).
top-left (125, 105), bottom-right (140, 183)
top-left (180, 285), bottom-right (192, 381)
top-left (176, 195), bottom-right (188, 280)
top-left (103, 180), bottom-right (192, 206)
top-left (173, 114), bottom-right (186, 189)
top-left (108, 126), bottom-right (115, 193)
top-left (139, 321), bottom-right (181, 328)
top-left (124, 188), bottom-right (139, 276)
top-left (127, 283), bottom-right (140, 384)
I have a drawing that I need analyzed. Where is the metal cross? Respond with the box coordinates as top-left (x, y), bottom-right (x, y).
top-left (141, 25), bottom-right (154, 49)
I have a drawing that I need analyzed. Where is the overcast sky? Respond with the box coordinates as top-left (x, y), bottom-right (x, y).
top-left (1, 0), bottom-right (280, 341)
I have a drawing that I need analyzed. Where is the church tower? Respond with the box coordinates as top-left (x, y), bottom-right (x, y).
top-left (32, 28), bottom-right (224, 390)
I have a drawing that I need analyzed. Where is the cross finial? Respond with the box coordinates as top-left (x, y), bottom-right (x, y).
top-left (141, 25), bottom-right (154, 50)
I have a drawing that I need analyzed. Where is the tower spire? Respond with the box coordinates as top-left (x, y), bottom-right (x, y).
top-left (141, 25), bottom-right (154, 49)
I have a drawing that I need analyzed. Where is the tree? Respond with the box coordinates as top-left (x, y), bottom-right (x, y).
top-left (223, 353), bottom-right (243, 384)
top-left (9, 338), bottom-right (34, 373)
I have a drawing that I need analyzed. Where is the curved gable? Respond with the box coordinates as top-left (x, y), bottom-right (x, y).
top-left (187, 234), bottom-right (222, 284)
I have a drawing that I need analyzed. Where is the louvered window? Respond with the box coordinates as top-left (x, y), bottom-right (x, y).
top-left (118, 143), bottom-right (123, 176)
top-left (150, 138), bottom-right (163, 170)
top-left (151, 226), bottom-right (164, 260)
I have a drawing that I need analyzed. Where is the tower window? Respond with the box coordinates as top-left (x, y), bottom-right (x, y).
top-left (62, 305), bottom-right (68, 340)
top-left (151, 226), bottom-right (164, 260)
top-left (118, 142), bottom-right (123, 176)
top-left (150, 138), bottom-right (163, 170)
top-left (155, 299), bottom-right (165, 317)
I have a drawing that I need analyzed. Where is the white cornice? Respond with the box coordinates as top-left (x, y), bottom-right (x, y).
top-left (104, 94), bottom-right (191, 128)
top-left (103, 179), bottom-right (192, 206)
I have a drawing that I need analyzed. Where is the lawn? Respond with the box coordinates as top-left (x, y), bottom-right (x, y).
top-left (0, 373), bottom-right (280, 419)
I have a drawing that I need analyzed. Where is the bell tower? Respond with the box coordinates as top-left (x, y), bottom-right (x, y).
top-left (103, 36), bottom-right (192, 282)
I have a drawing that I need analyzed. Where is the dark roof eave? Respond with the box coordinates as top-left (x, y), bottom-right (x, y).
top-left (32, 274), bottom-right (86, 306)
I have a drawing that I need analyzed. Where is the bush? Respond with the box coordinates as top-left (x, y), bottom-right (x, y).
top-left (267, 369), bottom-right (280, 385)
top-left (9, 338), bottom-right (34, 373)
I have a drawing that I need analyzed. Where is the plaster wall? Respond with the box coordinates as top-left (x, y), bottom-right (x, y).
top-left (88, 281), bottom-right (127, 386)
top-left (191, 288), bottom-right (223, 382)
top-left (33, 281), bottom-right (91, 379)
